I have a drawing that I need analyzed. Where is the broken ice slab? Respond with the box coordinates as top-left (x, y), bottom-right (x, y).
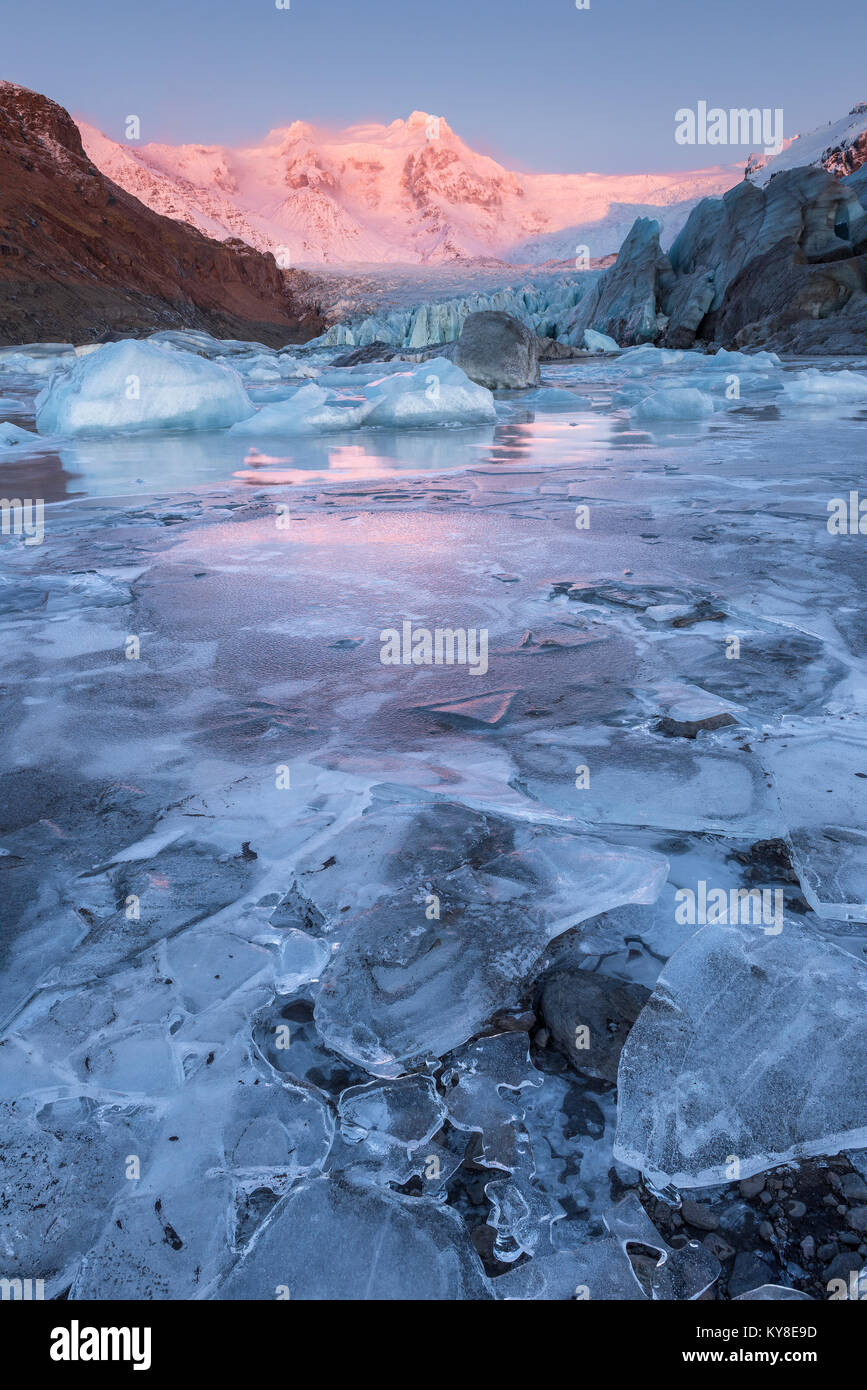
top-left (732, 1285), bottom-right (813, 1301)
top-left (443, 1032), bottom-right (541, 1173)
top-left (338, 1074), bottom-right (446, 1160)
top-left (614, 918), bottom-right (867, 1188)
top-left (71, 1176), bottom-right (237, 1299)
top-left (274, 928), bottom-right (331, 993)
top-left (524, 725), bottom-right (779, 835)
top-left (485, 1172), bottom-right (565, 1262)
top-left (493, 1240), bottom-right (647, 1300)
top-left (760, 728), bottom-right (867, 921)
top-left (605, 1192), bottom-right (720, 1300)
top-left (312, 802), bottom-right (666, 1074)
top-left (0, 1096), bottom-right (154, 1287)
top-left (216, 1174), bottom-right (493, 1300)
top-left (141, 1045), bottom-right (334, 1195)
top-left (650, 681), bottom-right (740, 739)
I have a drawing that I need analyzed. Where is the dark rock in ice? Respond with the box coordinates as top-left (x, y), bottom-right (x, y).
top-left (539, 967), bottom-right (650, 1083)
top-left (451, 310), bottom-right (540, 389)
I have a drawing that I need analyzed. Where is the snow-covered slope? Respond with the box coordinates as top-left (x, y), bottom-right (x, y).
top-left (80, 111), bottom-right (741, 267)
top-left (749, 103), bottom-right (867, 185)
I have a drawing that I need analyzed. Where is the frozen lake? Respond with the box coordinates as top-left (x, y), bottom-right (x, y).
top-left (2, 337), bottom-right (867, 1299)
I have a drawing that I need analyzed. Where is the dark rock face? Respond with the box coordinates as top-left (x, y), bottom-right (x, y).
top-left (0, 81), bottom-right (325, 346)
top-left (331, 342), bottom-right (397, 366)
top-left (451, 310), bottom-right (540, 388)
top-left (566, 218), bottom-right (675, 347)
top-left (574, 166), bottom-right (867, 354)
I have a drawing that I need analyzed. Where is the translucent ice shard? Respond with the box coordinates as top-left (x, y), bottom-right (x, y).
top-left (494, 1241), bottom-right (647, 1300)
top-left (275, 929), bottom-right (331, 994)
top-left (484, 1172), bottom-right (565, 1261)
top-left (443, 1032), bottom-right (541, 1173)
top-left (761, 729), bottom-right (867, 921)
top-left (337, 1075), bottom-right (447, 1173)
top-left (605, 1193), bottom-right (720, 1300)
top-left (614, 919), bottom-right (867, 1187)
top-left (216, 1175), bottom-right (493, 1300)
top-left (733, 1284), bottom-right (813, 1301)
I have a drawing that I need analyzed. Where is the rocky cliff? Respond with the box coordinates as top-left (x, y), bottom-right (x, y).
top-left (0, 81), bottom-right (325, 346)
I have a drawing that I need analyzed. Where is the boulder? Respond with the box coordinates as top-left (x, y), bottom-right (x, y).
top-left (331, 342), bottom-right (396, 367)
top-left (451, 310), bottom-right (540, 389)
top-left (538, 965), bottom-right (650, 1083)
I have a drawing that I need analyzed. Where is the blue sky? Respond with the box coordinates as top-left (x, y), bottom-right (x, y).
top-left (4, 0), bottom-right (866, 172)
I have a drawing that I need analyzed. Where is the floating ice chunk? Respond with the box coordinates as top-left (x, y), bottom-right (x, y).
top-left (614, 918), bottom-right (867, 1188)
top-left (216, 1174), bottom-right (493, 1300)
top-left (760, 729), bottom-right (867, 921)
top-left (527, 387), bottom-right (580, 410)
top-left (782, 368), bottom-right (867, 408)
top-left (35, 341), bottom-right (254, 437)
top-left (630, 388), bottom-right (715, 420)
top-left (229, 382), bottom-right (370, 436)
top-left (584, 328), bottom-right (619, 352)
top-left (72, 1177), bottom-right (236, 1299)
top-left (709, 348), bottom-right (781, 372)
top-left (0, 422), bottom-right (39, 448)
top-left (0, 398), bottom-right (26, 411)
top-left (275, 928), bottom-right (331, 993)
top-left (362, 358), bottom-right (496, 428)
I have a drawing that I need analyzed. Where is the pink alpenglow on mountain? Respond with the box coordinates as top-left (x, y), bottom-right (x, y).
top-left (80, 110), bottom-right (742, 266)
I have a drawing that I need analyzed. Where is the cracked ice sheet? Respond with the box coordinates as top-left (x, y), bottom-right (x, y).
top-left (216, 1174), bottom-right (493, 1301)
top-left (309, 799), bottom-right (666, 1074)
top-left (614, 917), bottom-right (867, 1188)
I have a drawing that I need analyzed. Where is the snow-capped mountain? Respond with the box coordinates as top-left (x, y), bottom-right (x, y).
top-left (80, 111), bottom-right (742, 267)
top-left (748, 103), bottom-right (867, 185)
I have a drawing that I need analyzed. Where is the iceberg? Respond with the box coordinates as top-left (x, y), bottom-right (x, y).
top-left (231, 359), bottom-right (495, 435)
top-left (229, 382), bottom-right (370, 436)
top-left (781, 368), bottom-right (867, 408)
top-left (0, 422), bottom-right (39, 449)
top-left (35, 340), bottom-right (254, 437)
top-left (584, 328), bottom-right (620, 352)
top-left (630, 387), bottom-right (715, 420)
top-left (362, 359), bottom-right (495, 427)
